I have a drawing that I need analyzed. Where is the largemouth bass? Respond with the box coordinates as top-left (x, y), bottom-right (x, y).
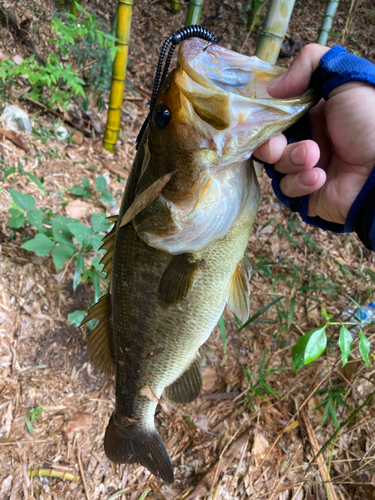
top-left (82, 37), bottom-right (316, 483)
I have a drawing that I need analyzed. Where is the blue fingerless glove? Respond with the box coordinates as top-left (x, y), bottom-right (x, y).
top-left (263, 46), bottom-right (375, 250)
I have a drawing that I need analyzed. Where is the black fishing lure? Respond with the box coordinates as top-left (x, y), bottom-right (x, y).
top-left (136, 26), bottom-right (218, 149)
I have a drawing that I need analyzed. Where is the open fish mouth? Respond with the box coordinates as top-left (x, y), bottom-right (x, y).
top-left (174, 38), bottom-right (316, 157)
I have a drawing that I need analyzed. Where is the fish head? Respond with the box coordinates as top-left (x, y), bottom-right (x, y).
top-left (144, 38), bottom-right (317, 199)
top-left (134, 38), bottom-right (317, 253)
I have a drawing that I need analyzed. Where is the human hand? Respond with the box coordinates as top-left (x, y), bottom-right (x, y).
top-left (253, 44), bottom-right (375, 225)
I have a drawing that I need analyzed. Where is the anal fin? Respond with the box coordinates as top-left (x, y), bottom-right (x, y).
top-left (158, 253), bottom-right (199, 306)
top-left (163, 358), bottom-right (202, 404)
top-left (81, 293), bottom-right (115, 376)
top-left (227, 255), bottom-right (252, 323)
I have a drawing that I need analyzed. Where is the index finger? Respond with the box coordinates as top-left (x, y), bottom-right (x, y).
top-left (267, 44), bottom-right (330, 98)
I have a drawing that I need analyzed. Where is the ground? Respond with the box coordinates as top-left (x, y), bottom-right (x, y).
top-left (1, 0), bottom-right (375, 499)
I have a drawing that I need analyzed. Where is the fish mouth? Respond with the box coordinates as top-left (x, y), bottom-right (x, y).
top-left (174, 38), bottom-right (317, 151)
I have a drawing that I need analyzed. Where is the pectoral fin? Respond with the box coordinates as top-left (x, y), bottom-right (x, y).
top-left (158, 253), bottom-right (199, 306)
top-left (81, 293), bottom-right (115, 376)
top-left (227, 255), bottom-right (252, 323)
top-left (120, 172), bottom-right (175, 228)
top-left (163, 358), bottom-right (202, 404)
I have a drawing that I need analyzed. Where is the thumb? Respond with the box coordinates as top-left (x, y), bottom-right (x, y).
top-left (267, 44), bottom-right (330, 98)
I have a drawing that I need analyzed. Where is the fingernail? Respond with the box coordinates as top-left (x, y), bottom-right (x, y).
top-left (267, 70), bottom-right (288, 91)
top-left (300, 169), bottom-right (318, 187)
top-left (290, 144), bottom-right (306, 165)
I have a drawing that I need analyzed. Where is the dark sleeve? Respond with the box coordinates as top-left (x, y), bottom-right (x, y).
top-left (261, 45), bottom-right (375, 250)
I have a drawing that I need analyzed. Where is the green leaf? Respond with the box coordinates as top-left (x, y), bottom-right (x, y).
top-left (22, 233), bottom-right (54, 256)
top-left (73, 253), bottom-right (84, 291)
top-left (292, 326), bottom-right (327, 373)
top-left (69, 185), bottom-right (86, 196)
top-left (237, 296), bottom-right (284, 332)
top-left (68, 223), bottom-right (92, 246)
top-left (92, 213), bottom-right (112, 233)
top-left (24, 172), bottom-right (45, 193)
top-left (218, 315), bottom-right (226, 353)
top-left (52, 243), bottom-right (75, 270)
top-left (53, 216), bottom-right (79, 244)
top-left (359, 330), bottom-right (371, 366)
top-left (9, 189), bottom-right (35, 211)
top-left (95, 175), bottom-right (107, 192)
top-left (8, 208), bottom-right (26, 228)
top-left (27, 209), bottom-right (44, 231)
top-left (68, 309), bottom-right (86, 327)
top-left (92, 256), bottom-right (104, 272)
top-left (100, 191), bottom-right (115, 206)
top-left (81, 177), bottom-right (90, 188)
top-left (322, 309), bottom-right (333, 321)
top-left (91, 233), bottom-right (105, 253)
top-left (339, 325), bottom-right (353, 367)
top-left (29, 406), bottom-right (43, 422)
top-left (25, 411), bottom-right (34, 435)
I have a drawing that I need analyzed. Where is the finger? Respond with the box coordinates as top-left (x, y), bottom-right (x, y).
top-left (274, 140), bottom-right (320, 174)
top-left (279, 167), bottom-right (326, 198)
top-left (267, 44), bottom-right (330, 98)
top-left (253, 134), bottom-right (287, 164)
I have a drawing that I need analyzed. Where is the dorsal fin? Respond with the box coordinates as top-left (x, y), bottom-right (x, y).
top-left (81, 293), bottom-right (115, 376)
top-left (158, 253), bottom-right (200, 306)
top-left (98, 217), bottom-right (118, 279)
top-left (163, 358), bottom-right (202, 404)
top-left (226, 255), bottom-right (252, 323)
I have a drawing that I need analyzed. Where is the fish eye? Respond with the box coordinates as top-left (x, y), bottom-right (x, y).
top-left (153, 104), bottom-right (171, 129)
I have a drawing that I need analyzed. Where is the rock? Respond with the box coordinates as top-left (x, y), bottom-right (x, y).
top-left (55, 125), bottom-right (69, 141)
top-left (0, 106), bottom-right (32, 134)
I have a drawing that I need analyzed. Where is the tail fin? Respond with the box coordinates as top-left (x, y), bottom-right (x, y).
top-left (104, 415), bottom-right (174, 483)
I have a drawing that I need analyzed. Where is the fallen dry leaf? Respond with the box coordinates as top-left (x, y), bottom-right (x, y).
top-left (65, 199), bottom-right (92, 219)
top-left (62, 412), bottom-right (94, 441)
top-left (71, 131), bottom-right (84, 145)
top-left (252, 433), bottom-right (270, 461)
top-left (202, 368), bottom-right (217, 391)
top-left (139, 385), bottom-right (159, 402)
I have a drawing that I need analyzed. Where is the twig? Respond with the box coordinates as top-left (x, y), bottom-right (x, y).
top-left (300, 407), bottom-right (339, 500)
top-left (25, 97), bottom-right (91, 138)
top-left (0, 127), bottom-right (29, 152)
top-left (77, 447), bottom-right (90, 500)
top-left (101, 162), bottom-right (128, 180)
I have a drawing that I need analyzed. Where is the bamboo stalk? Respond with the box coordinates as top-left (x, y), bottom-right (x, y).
top-left (70, 0), bottom-right (82, 16)
top-left (185, 0), bottom-right (204, 26)
top-left (247, 0), bottom-right (265, 32)
top-left (318, 0), bottom-right (339, 46)
top-left (171, 0), bottom-right (182, 13)
top-left (255, 0), bottom-right (296, 64)
top-left (103, 0), bottom-right (133, 152)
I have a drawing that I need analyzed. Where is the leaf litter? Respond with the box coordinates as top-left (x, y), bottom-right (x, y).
top-left (0, 0), bottom-right (375, 499)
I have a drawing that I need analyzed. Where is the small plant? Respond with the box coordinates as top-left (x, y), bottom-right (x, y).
top-left (313, 387), bottom-right (351, 429)
top-left (0, 54), bottom-right (85, 109)
top-left (240, 349), bottom-right (290, 411)
top-left (292, 310), bottom-right (372, 372)
top-left (25, 406), bottom-right (43, 435)
top-left (8, 177), bottom-right (115, 308)
top-left (51, 4), bottom-right (119, 108)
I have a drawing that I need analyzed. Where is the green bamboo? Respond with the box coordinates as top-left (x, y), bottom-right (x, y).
top-left (317, 0), bottom-right (339, 46)
top-left (247, 0), bottom-right (266, 32)
top-left (28, 468), bottom-right (80, 482)
top-left (255, 0), bottom-right (296, 64)
top-left (103, 0), bottom-right (133, 152)
top-left (185, 0), bottom-right (204, 26)
top-left (171, 0), bottom-right (182, 13)
top-left (70, 0), bottom-right (82, 16)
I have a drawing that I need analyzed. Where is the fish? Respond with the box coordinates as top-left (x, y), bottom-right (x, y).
top-left (81, 37), bottom-right (316, 483)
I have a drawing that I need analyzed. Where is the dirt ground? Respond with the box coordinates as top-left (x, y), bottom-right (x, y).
top-left (1, 0), bottom-right (375, 499)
